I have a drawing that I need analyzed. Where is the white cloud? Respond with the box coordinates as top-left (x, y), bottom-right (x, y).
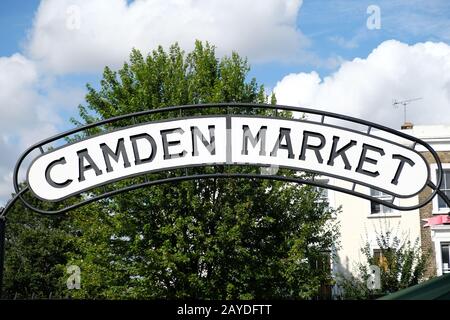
top-left (0, 0), bottom-right (307, 205)
top-left (0, 55), bottom-right (45, 202)
top-left (0, 54), bottom-right (84, 205)
top-left (274, 40), bottom-right (450, 129)
top-left (27, 0), bottom-right (307, 74)
top-left (0, 54), bottom-right (39, 130)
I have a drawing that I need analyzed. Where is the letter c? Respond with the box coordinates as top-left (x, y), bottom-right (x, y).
top-left (45, 157), bottom-right (73, 188)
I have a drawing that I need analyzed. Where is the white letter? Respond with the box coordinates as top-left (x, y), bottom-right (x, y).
top-left (66, 265), bottom-right (81, 289)
top-left (367, 265), bottom-right (381, 290)
top-left (66, 5), bottom-right (81, 30)
top-left (366, 5), bottom-right (381, 30)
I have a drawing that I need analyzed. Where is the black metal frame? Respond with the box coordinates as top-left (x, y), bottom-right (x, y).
top-left (1, 102), bottom-right (450, 298)
top-left (10, 103), bottom-right (449, 214)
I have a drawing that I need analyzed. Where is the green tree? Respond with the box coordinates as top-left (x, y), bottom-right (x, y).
top-left (337, 228), bottom-right (429, 299)
top-left (66, 41), bottom-right (339, 299)
top-left (2, 41), bottom-right (339, 299)
top-left (2, 191), bottom-right (77, 299)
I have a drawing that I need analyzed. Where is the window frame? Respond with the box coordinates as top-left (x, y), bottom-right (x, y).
top-left (313, 177), bottom-right (337, 218)
top-left (313, 178), bottom-right (333, 204)
top-left (441, 242), bottom-right (450, 274)
top-left (431, 163), bottom-right (450, 214)
top-left (316, 185), bottom-right (329, 204)
top-left (369, 188), bottom-right (397, 216)
top-left (431, 226), bottom-right (450, 276)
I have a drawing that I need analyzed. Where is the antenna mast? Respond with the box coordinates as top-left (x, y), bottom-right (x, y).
top-left (393, 97), bottom-right (422, 124)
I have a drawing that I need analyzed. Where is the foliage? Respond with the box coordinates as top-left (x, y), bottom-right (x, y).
top-left (2, 190), bottom-right (78, 299)
top-left (3, 41), bottom-right (339, 299)
top-left (66, 41), bottom-right (339, 299)
top-left (336, 228), bottom-right (429, 300)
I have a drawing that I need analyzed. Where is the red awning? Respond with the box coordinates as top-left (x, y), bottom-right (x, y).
top-left (424, 214), bottom-right (450, 227)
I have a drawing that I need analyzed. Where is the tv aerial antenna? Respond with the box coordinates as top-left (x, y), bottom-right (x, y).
top-left (393, 97), bottom-right (422, 124)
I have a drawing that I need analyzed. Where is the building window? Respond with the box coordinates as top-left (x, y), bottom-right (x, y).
top-left (316, 186), bottom-right (328, 203)
top-left (373, 248), bottom-right (388, 270)
top-left (370, 189), bottom-right (393, 214)
top-left (373, 249), bottom-right (382, 262)
top-left (437, 170), bottom-right (450, 210)
top-left (441, 243), bottom-right (450, 274)
top-left (316, 179), bottom-right (329, 203)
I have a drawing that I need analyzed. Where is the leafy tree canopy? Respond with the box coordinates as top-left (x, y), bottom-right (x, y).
top-left (4, 41), bottom-right (339, 299)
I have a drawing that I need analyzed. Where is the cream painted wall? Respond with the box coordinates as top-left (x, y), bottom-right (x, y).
top-left (331, 182), bottom-right (421, 277)
top-left (330, 124), bottom-right (450, 278)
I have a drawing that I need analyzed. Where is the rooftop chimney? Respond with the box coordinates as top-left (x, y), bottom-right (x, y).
top-left (401, 121), bottom-right (413, 130)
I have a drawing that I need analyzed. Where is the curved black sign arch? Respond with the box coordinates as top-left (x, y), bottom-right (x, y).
top-left (2, 102), bottom-right (450, 298)
top-left (6, 103), bottom-right (450, 215)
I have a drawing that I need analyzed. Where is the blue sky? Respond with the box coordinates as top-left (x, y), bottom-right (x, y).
top-left (0, 0), bottom-right (450, 204)
top-left (3, 1), bottom-right (449, 89)
top-left (0, 1), bottom-right (39, 56)
top-left (252, 0), bottom-right (450, 85)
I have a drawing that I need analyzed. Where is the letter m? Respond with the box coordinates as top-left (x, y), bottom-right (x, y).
top-left (241, 125), bottom-right (267, 156)
top-left (100, 138), bottom-right (131, 173)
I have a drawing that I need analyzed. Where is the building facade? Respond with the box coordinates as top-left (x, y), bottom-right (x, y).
top-left (406, 125), bottom-right (450, 277)
top-left (331, 124), bottom-right (450, 285)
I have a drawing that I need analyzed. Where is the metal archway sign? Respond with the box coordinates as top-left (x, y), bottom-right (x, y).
top-left (7, 103), bottom-right (450, 214)
top-left (2, 102), bottom-right (450, 298)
